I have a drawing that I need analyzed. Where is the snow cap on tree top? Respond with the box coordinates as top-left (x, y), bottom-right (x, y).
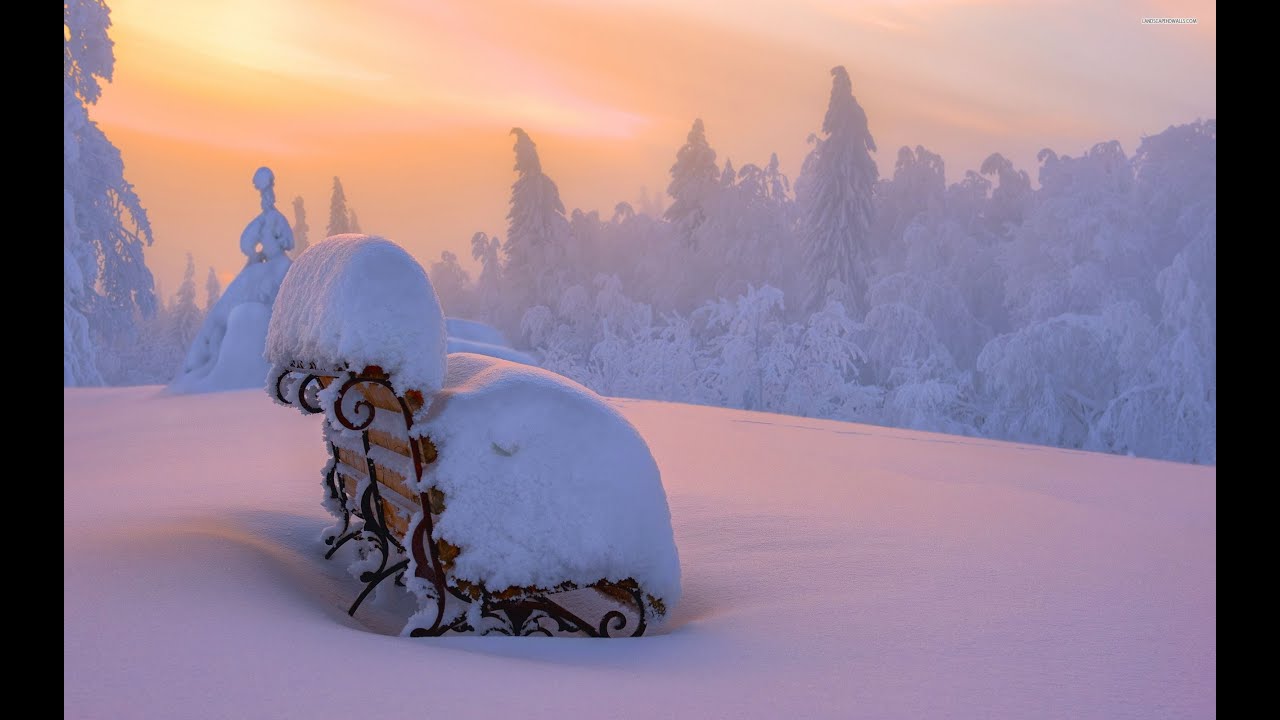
top-left (830, 65), bottom-right (851, 93)
top-left (510, 128), bottom-right (542, 175)
top-left (253, 167), bottom-right (274, 191)
top-left (823, 65), bottom-right (875, 152)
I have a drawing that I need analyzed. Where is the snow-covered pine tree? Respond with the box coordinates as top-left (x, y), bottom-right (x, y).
top-left (348, 208), bottom-right (361, 233)
top-left (714, 152), bottom-right (800, 304)
top-left (664, 118), bottom-right (720, 245)
top-left (504, 128), bottom-right (570, 335)
top-left (637, 186), bottom-right (665, 218)
top-left (428, 250), bottom-right (472, 317)
top-left (170, 253), bottom-right (203, 353)
top-left (327, 177), bottom-right (350, 237)
top-left (291, 196), bottom-right (309, 257)
top-left (64, 0), bottom-right (158, 386)
top-left (205, 266), bottom-right (221, 311)
top-left (797, 66), bottom-right (879, 314)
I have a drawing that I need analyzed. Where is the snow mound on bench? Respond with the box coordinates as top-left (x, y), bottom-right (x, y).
top-left (421, 352), bottom-right (681, 611)
top-left (267, 235), bottom-right (447, 394)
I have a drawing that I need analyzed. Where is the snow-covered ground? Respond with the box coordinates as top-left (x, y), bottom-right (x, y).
top-left (64, 387), bottom-right (1214, 719)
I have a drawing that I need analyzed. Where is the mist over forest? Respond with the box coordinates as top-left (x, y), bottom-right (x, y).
top-left (67, 6), bottom-right (1215, 465)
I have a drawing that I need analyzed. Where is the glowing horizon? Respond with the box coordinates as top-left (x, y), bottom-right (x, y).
top-left (89, 0), bottom-right (1215, 295)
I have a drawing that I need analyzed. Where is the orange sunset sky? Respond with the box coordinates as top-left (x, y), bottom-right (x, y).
top-left (89, 0), bottom-right (1216, 295)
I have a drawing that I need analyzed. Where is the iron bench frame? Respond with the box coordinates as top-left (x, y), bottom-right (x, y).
top-left (273, 362), bottom-right (654, 637)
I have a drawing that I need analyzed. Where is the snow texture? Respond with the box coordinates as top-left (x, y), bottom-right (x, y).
top-left (418, 352), bottom-right (680, 605)
top-left (64, 387), bottom-right (1215, 719)
top-left (267, 234), bottom-right (447, 395)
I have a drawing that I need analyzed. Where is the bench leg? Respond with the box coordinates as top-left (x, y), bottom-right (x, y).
top-left (347, 559), bottom-right (409, 616)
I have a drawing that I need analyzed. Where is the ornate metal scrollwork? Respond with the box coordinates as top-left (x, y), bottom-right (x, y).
top-left (328, 375), bottom-right (416, 615)
top-left (321, 444), bottom-right (354, 552)
top-left (405, 583), bottom-right (648, 638)
top-left (274, 369), bottom-right (326, 414)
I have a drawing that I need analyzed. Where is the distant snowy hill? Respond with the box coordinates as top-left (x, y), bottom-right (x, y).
top-left (64, 387), bottom-right (1214, 719)
top-left (446, 317), bottom-right (536, 365)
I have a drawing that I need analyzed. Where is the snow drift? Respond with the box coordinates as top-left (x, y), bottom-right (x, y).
top-left (65, 386), bottom-right (1214, 718)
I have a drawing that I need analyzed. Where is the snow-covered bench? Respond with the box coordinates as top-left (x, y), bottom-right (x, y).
top-left (266, 235), bottom-right (679, 637)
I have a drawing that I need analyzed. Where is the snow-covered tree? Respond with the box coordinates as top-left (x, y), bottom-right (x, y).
top-left (637, 185), bottom-right (665, 218)
top-left (348, 208), bottom-right (362, 233)
top-left (944, 169), bottom-right (993, 235)
top-left (979, 152), bottom-right (1032, 237)
top-left (665, 118), bottom-right (720, 244)
top-left (977, 304), bottom-right (1155, 451)
top-left (327, 177), bottom-right (350, 237)
top-left (503, 128), bottom-right (570, 335)
top-left (428, 250), bottom-right (472, 317)
top-left (796, 66), bottom-right (879, 314)
top-left (1003, 141), bottom-right (1141, 326)
top-left (1132, 119), bottom-right (1217, 274)
top-left (171, 167), bottom-right (292, 393)
top-left (602, 202), bottom-right (683, 314)
top-left (862, 301), bottom-right (957, 388)
top-left (65, 0), bottom-right (158, 385)
top-left (435, 80), bottom-right (1213, 464)
top-left (1089, 120), bottom-right (1217, 463)
top-left (469, 231), bottom-right (504, 322)
top-left (566, 208), bottom-right (606, 288)
top-left (291, 196), bottom-right (310, 257)
top-left (868, 270), bottom-right (990, 371)
top-left (471, 231), bottom-right (503, 289)
top-left (875, 145), bottom-right (946, 267)
top-left (170, 253), bottom-right (203, 352)
top-left (720, 158), bottom-right (736, 188)
top-left (611, 202), bottom-right (635, 224)
top-left (692, 152), bottom-right (802, 305)
top-left (205, 266), bottom-right (221, 311)
top-left (696, 285), bottom-right (794, 411)
top-left (781, 295), bottom-right (871, 420)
